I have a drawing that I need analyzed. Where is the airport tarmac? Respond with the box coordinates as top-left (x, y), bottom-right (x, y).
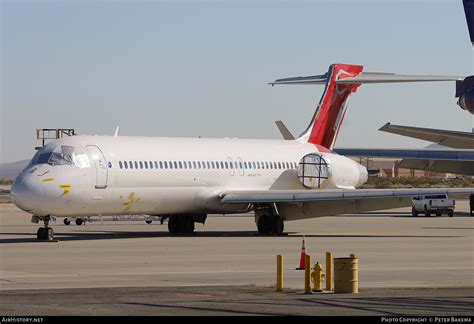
top-left (0, 201), bottom-right (473, 315)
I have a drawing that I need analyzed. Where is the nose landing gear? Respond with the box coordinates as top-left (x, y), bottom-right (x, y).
top-left (37, 215), bottom-right (55, 241)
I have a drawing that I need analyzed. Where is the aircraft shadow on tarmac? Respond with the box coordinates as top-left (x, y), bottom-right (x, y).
top-left (0, 230), bottom-right (463, 244)
top-left (84, 292), bottom-right (474, 316)
top-left (212, 296), bottom-right (474, 316)
top-left (292, 295), bottom-right (474, 316)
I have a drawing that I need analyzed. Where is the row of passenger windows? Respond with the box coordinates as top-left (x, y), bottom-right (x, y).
top-left (117, 160), bottom-right (298, 171)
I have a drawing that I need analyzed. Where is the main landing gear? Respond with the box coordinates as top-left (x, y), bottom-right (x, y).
top-left (255, 205), bottom-right (284, 235)
top-left (63, 217), bottom-right (86, 226)
top-left (37, 215), bottom-right (54, 241)
top-left (168, 215), bottom-right (195, 235)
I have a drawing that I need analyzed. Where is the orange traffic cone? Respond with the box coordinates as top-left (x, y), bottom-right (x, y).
top-left (296, 236), bottom-right (307, 270)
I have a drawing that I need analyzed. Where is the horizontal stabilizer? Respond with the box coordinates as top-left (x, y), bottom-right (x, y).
top-left (269, 72), bottom-right (463, 86)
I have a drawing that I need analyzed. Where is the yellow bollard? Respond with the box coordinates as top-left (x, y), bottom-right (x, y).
top-left (326, 252), bottom-right (333, 291)
top-left (312, 262), bottom-right (324, 292)
top-left (276, 255), bottom-right (283, 292)
top-left (304, 255), bottom-right (312, 294)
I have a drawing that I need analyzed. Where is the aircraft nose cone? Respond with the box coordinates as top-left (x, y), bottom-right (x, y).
top-left (11, 173), bottom-right (44, 213)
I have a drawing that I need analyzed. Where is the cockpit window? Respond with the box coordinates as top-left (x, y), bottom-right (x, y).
top-left (49, 146), bottom-right (75, 166)
top-left (31, 145), bottom-right (90, 168)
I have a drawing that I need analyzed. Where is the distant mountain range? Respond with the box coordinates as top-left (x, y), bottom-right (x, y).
top-left (0, 160), bottom-right (29, 181)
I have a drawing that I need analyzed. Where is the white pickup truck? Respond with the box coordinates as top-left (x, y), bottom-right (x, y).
top-left (412, 194), bottom-right (455, 217)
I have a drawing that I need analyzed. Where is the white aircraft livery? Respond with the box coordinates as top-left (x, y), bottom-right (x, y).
top-left (11, 63), bottom-right (473, 240)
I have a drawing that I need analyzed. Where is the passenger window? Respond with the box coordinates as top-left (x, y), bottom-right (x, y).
top-left (244, 162), bottom-right (247, 169)
top-left (149, 161), bottom-right (153, 169)
top-left (206, 161), bottom-right (210, 169)
top-left (174, 161), bottom-right (178, 169)
top-left (134, 161), bottom-right (138, 169)
top-left (193, 161), bottom-right (197, 169)
top-left (216, 162), bottom-right (220, 169)
top-left (159, 161), bottom-right (163, 169)
top-left (169, 161), bottom-right (173, 169)
top-left (144, 161), bottom-right (148, 169)
top-left (178, 161), bottom-right (182, 169)
top-left (154, 161), bottom-right (158, 169)
top-left (164, 161), bottom-right (168, 169)
top-left (129, 161), bottom-right (133, 169)
top-left (119, 161), bottom-right (123, 169)
top-left (124, 161), bottom-right (128, 169)
top-left (224, 162), bottom-right (228, 169)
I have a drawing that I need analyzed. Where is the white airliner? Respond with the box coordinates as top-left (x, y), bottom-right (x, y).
top-left (11, 63), bottom-right (473, 240)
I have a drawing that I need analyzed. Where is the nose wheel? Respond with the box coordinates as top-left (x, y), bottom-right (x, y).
top-left (37, 216), bottom-right (55, 241)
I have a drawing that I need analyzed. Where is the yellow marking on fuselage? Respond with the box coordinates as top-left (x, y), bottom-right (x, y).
top-left (59, 184), bottom-right (71, 196)
top-left (121, 192), bottom-right (139, 212)
top-left (42, 178), bottom-right (56, 182)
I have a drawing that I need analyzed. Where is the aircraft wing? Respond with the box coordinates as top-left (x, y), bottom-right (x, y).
top-left (379, 123), bottom-right (473, 149)
top-left (333, 148), bottom-right (474, 161)
top-left (219, 188), bottom-right (473, 204)
top-left (218, 188), bottom-right (473, 221)
top-left (333, 148), bottom-right (474, 175)
top-left (396, 159), bottom-right (474, 175)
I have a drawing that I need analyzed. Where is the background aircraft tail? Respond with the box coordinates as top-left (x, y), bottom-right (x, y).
top-left (463, 0), bottom-right (474, 45)
top-left (270, 65), bottom-right (463, 150)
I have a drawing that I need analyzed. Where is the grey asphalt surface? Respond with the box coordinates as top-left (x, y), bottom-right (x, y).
top-left (1, 200), bottom-right (473, 315)
top-left (1, 286), bottom-right (473, 316)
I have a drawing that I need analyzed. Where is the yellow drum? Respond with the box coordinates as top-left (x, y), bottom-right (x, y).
top-left (334, 254), bottom-right (358, 293)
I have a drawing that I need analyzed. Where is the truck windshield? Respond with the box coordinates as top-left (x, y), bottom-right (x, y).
top-left (425, 195), bottom-right (447, 199)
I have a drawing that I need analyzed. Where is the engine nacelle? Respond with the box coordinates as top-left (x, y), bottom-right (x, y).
top-left (456, 76), bottom-right (474, 114)
top-left (298, 153), bottom-right (368, 189)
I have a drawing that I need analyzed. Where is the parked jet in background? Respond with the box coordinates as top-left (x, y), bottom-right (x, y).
top-left (11, 63), bottom-right (473, 241)
top-left (335, 123), bottom-right (474, 176)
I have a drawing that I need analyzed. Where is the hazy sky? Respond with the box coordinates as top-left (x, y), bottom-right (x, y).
top-left (1, 0), bottom-right (473, 164)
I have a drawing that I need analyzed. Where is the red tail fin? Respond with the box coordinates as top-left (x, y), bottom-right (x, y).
top-left (299, 64), bottom-right (363, 149)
